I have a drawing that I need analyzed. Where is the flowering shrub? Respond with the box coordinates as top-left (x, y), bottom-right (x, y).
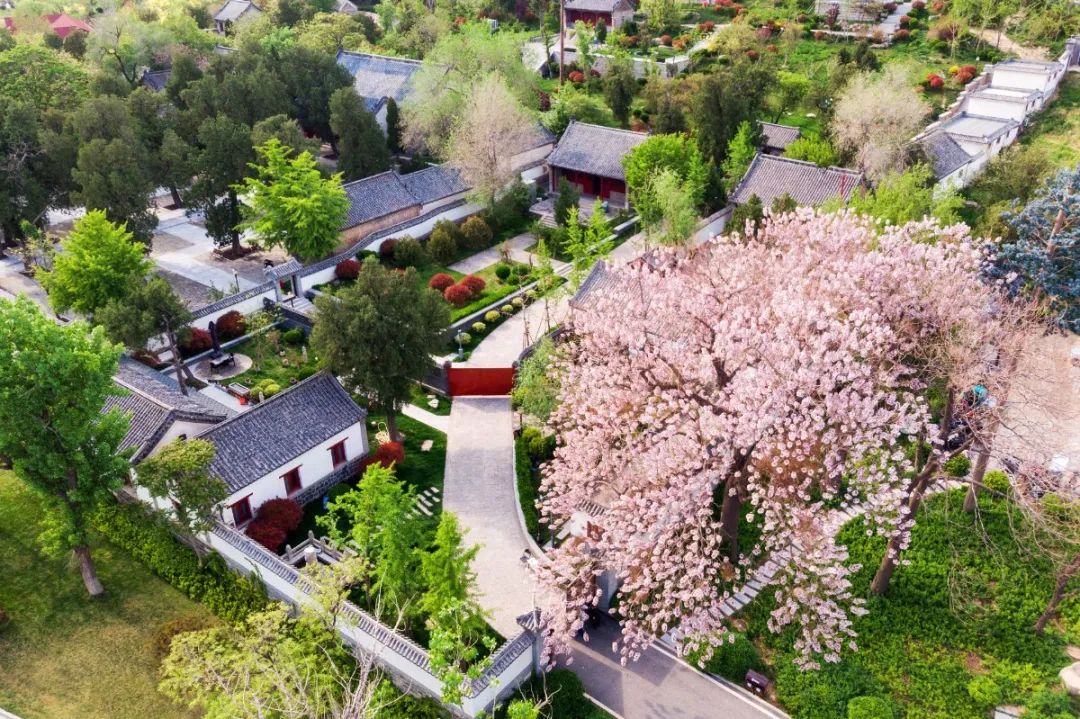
top-left (472, 321), bottom-right (486, 333)
top-left (335, 258), bottom-right (361, 280)
top-left (926, 73), bottom-right (945, 90)
top-left (256, 498), bottom-right (303, 533)
top-left (461, 274), bottom-right (486, 294)
top-left (179, 327), bottom-right (212, 356)
top-left (429, 273), bottom-right (456, 292)
top-left (755, 26), bottom-right (772, 41)
top-left (568, 70), bottom-right (585, 83)
top-left (375, 441), bottom-right (405, 467)
top-left (444, 283), bottom-right (473, 306)
top-left (245, 521), bottom-right (286, 551)
top-left (216, 310), bottom-right (246, 340)
top-left (960, 64), bottom-right (977, 76)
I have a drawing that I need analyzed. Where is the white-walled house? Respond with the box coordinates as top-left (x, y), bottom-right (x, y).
top-left (988, 59), bottom-right (1066, 99)
top-left (196, 371), bottom-right (369, 527)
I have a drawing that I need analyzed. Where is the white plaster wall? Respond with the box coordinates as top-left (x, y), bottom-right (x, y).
top-left (953, 136), bottom-right (989, 156)
top-left (149, 420), bottom-right (224, 458)
top-left (190, 291), bottom-right (276, 332)
top-left (966, 97), bottom-right (1028, 122)
top-left (419, 190), bottom-right (471, 215)
top-left (992, 68), bottom-right (1053, 93)
top-left (222, 424), bottom-right (368, 521)
top-left (375, 103), bottom-right (389, 133)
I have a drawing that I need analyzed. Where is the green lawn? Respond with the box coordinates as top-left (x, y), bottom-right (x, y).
top-left (226, 335), bottom-right (318, 393)
top-left (0, 472), bottom-right (213, 719)
top-left (1019, 73), bottom-right (1080, 168)
top-left (409, 384), bottom-right (451, 417)
top-left (734, 487), bottom-right (1078, 719)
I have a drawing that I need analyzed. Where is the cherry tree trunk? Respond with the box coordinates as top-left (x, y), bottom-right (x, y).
top-left (1035, 552), bottom-right (1080, 634)
top-left (74, 545), bottom-right (105, 597)
top-left (719, 473), bottom-right (744, 561)
top-left (963, 443), bottom-right (991, 513)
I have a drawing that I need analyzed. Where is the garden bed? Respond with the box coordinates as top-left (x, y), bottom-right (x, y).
top-left (223, 330), bottom-right (318, 399)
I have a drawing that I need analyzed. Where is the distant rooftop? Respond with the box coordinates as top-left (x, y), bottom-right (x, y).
top-left (335, 50), bottom-right (425, 114)
top-left (758, 122), bottom-right (801, 152)
top-left (340, 165), bottom-right (469, 230)
top-left (547, 121), bottom-right (649, 182)
top-left (940, 112), bottom-right (1019, 144)
top-left (920, 131), bottom-right (973, 180)
top-left (993, 59), bottom-right (1063, 75)
top-left (730, 154), bottom-right (862, 208)
top-left (214, 0), bottom-right (261, 22)
top-left (564, 0), bottom-right (633, 12)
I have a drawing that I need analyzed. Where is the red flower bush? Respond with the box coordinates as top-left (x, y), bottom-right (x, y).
top-left (568, 70), bottom-right (585, 83)
top-left (894, 28), bottom-right (910, 40)
top-left (429, 273), bottom-right (456, 292)
top-left (256, 498), bottom-right (303, 533)
top-left (216, 310), bottom-right (246, 340)
top-left (444, 283), bottom-right (474, 306)
top-left (956, 69), bottom-right (975, 84)
top-left (461, 274), bottom-right (486, 294)
top-left (246, 521), bottom-right (286, 551)
top-left (336, 258), bottom-right (361, 280)
top-left (926, 73), bottom-right (944, 90)
top-left (375, 441), bottom-right (405, 468)
top-left (180, 327), bottom-right (212, 356)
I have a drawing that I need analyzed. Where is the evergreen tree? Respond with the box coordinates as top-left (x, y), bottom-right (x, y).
top-left (603, 54), bottom-right (636, 126)
top-left (720, 120), bottom-right (759, 191)
top-left (385, 97), bottom-right (402, 153)
top-left (330, 87), bottom-right (391, 182)
top-left (553, 177), bottom-right (581, 228)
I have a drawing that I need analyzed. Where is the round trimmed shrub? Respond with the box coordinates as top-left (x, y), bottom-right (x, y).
top-left (151, 614), bottom-right (214, 661)
top-left (216, 310), bottom-right (247, 340)
top-left (428, 273), bottom-right (455, 292)
top-left (484, 310), bottom-right (500, 323)
top-left (944, 454), bottom-right (971, 477)
top-left (461, 216), bottom-right (493, 250)
top-left (296, 365), bottom-right (317, 381)
top-left (494, 264), bottom-right (512, 281)
top-left (461, 274), bottom-right (486, 294)
top-left (983, 469), bottom-right (1010, 493)
top-left (283, 328), bottom-right (305, 346)
top-left (927, 73), bottom-right (944, 90)
top-left (472, 321), bottom-right (486, 333)
top-left (378, 238), bottom-right (398, 261)
top-left (500, 304), bottom-right (514, 314)
top-left (524, 289), bottom-right (537, 302)
top-left (246, 521), bottom-right (286, 551)
top-left (392, 236), bottom-right (426, 268)
top-left (457, 332), bottom-right (472, 345)
top-left (511, 297), bottom-right (524, 308)
top-left (427, 226), bottom-right (457, 265)
top-left (375, 441), bottom-right (405, 468)
top-left (444, 283), bottom-right (473, 306)
top-left (335, 258), bottom-right (361, 280)
top-left (514, 264), bottom-right (530, 278)
top-left (894, 28), bottom-right (910, 40)
top-left (256, 498), bottom-right (303, 533)
top-left (568, 70), bottom-right (585, 83)
top-left (260, 382), bottom-right (282, 398)
top-left (846, 696), bottom-right (895, 719)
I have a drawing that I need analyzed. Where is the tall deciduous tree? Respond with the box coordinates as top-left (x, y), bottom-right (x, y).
top-left (720, 120), bottom-right (759, 191)
top-left (41, 210), bottom-right (152, 318)
top-left (838, 163), bottom-right (964, 226)
top-left (329, 87), bottom-right (391, 182)
top-left (623, 133), bottom-right (708, 227)
top-left (96, 276), bottom-right (199, 395)
top-left (447, 75), bottom-right (536, 207)
top-left (831, 64), bottom-right (929, 182)
top-left (538, 211), bottom-right (1015, 668)
top-left (647, 168), bottom-right (700, 246)
top-left (0, 297), bottom-right (130, 596)
top-left (135, 438), bottom-right (225, 533)
top-left (310, 258), bottom-right (449, 441)
top-left (563, 204), bottom-right (613, 290)
top-left (238, 139), bottom-right (349, 261)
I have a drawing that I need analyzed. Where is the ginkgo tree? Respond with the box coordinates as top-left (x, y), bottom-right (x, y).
top-left (535, 209), bottom-right (1022, 669)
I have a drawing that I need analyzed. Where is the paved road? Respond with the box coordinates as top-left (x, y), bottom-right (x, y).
top-left (442, 397), bottom-right (537, 637)
top-left (564, 615), bottom-right (789, 719)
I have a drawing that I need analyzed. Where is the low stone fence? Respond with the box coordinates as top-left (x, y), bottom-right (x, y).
top-left (202, 521), bottom-right (538, 717)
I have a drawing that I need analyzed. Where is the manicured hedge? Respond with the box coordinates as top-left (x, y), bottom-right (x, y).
top-left (94, 502), bottom-right (268, 623)
top-left (514, 436), bottom-right (549, 545)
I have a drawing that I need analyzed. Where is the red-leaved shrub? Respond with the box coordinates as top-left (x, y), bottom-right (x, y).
top-left (660, 34), bottom-right (673, 45)
top-left (379, 239), bottom-right (398, 261)
top-left (256, 498), bottom-right (303, 533)
top-left (216, 310), bottom-right (246, 340)
top-left (956, 69), bottom-right (975, 84)
top-left (444, 283), bottom-right (473, 306)
top-left (568, 70), bottom-right (585, 83)
top-left (814, 29), bottom-right (826, 40)
top-left (894, 28), bottom-right (910, 40)
top-left (746, 49), bottom-right (759, 60)
top-left (698, 20), bottom-right (714, 31)
top-left (899, 14), bottom-right (911, 26)
top-left (336, 258), bottom-right (361, 280)
top-left (927, 73), bottom-right (944, 90)
top-left (461, 274), bottom-right (486, 294)
top-left (755, 26), bottom-right (772, 40)
top-left (960, 63), bottom-right (977, 76)
top-left (912, 0), bottom-right (925, 9)
top-left (246, 521), bottom-right (287, 551)
top-left (180, 327), bottom-right (212, 356)
top-left (375, 441), bottom-right (405, 467)
top-left (429, 273), bottom-right (456, 292)
top-left (930, 0), bottom-right (944, 12)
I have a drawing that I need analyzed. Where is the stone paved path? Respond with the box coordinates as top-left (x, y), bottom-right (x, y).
top-left (401, 402), bottom-right (450, 434)
top-left (442, 397), bottom-right (538, 637)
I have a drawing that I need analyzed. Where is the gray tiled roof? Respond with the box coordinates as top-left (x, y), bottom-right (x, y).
top-left (141, 69), bottom-right (171, 92)
top-left (564, 0), bottom-right (632, 12)
top-left (197, 372), bottom-right (367, 494)
top-left (398, 165), bottom-right (469, 204)
top-left (214, 0), bottom-right (260, 22)
top-left (107, 358), bottom-right (231, 462)
top-left (993, 59), bottom-right (1063, 76)
top-left (341, 171), bottom-right (419, 229)
top-left (921, 131), bottom-right (973, 180)
top-left (940, 112), bottom-right (1019, 144)
top-left (730, 154), bottom-right (863, 207)
top-left (524, 123), bottom-right (557, 151)
top-left (758, 122), bottom-right (801, 152)
top-left (569, 261), bottom-right (618, 310)
top-left (547, 121), bottom-right (648, 181)
top-left (264, 257), bottom-right (304, 280)
top-left (335, 51), bottom-right (424, 114)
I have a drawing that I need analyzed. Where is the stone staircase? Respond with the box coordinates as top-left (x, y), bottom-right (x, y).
top-left (411, 486), bottom-right (441, 518)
